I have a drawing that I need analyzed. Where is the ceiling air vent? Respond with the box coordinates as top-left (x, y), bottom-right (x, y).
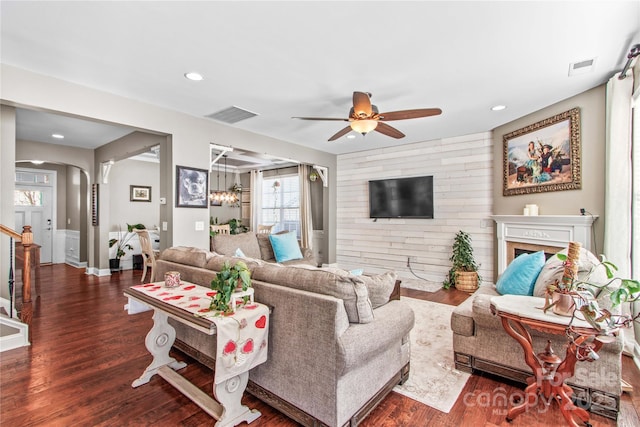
top-left (206, 106), bottom-right (258, 124)
top-left (568, 58), bottom-right (596, 76)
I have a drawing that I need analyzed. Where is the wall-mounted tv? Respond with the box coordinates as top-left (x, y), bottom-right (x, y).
top-left (368, 176), bottom-right (434, 219)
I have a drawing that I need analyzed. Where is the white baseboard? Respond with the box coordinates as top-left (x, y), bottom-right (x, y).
top-left (65, 261), bottom-right (87, 268)
top-left (86, 267), bottom-right (112, 277)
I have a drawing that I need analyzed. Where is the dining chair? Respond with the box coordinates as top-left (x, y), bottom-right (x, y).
top-left (134, 229), bottom-right (157, 283)
top-left (257, 224), bottom-right (274, 234)
top-left (211, 224), bottom-right (231, 235)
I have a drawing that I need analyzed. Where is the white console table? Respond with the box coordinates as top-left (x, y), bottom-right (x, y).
top-left (124, 282), bottom-right (268, 427)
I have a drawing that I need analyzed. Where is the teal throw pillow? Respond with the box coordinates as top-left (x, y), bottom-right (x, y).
top-left (495, 251), bottom-right (546, 296)
top-left (269, 231), bottom-right (303, 263)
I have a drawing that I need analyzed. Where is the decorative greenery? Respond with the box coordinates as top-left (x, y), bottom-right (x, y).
top-left (210, 260), bottom-right (252, 313)
top-left (109, 223), bottom-right (146, 259)
top-left (547, 254), bottom-right (640, 333)
top-left (228, 218), bottom-right (248, 234)
top-left (443, 230), bottom-right (481, 289)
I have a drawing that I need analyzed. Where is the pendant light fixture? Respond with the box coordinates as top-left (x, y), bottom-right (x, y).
top-left (209, 154), bottom-right (239, 204)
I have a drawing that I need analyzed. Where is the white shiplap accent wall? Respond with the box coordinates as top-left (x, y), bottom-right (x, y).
top-left (336, 132), bottom-right (495, 291)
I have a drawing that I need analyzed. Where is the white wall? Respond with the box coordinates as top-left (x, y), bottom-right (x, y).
top-left (492, 85), bottom-right (606, 263)
top-left (108, 158), bottom-right (160, 232)
top-left (336, 132), bottom-right (494, 291)
top-left (1, 64), bottom-right (337, 272)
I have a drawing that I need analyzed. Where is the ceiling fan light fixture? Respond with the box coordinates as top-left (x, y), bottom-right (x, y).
top-left (350, 119), bottom-right (378, 135)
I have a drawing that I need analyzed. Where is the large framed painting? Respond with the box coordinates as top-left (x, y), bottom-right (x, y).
top-left (176, 165), bottom-right (209, 208)
top-left (503, 107), bottom-right (581, 196)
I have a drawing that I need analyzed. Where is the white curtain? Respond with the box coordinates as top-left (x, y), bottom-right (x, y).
top-left (299, 165), bottom-right (313, 249)
top-left (250, 170), bottom-right (263, 232)
top-left (604, 70), bottom-right (635, 356)
top-left (604, 71), bottom-right (633, 275)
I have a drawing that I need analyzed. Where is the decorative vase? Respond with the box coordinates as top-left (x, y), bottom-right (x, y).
top-left (164, 271), bottom-right (181, 288)
top-left (552, 292), bottom-right (576, 317)
top-left (454, 271), bottom-right (478, 293)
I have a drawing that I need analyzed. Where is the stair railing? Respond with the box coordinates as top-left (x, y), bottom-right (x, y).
top-left (0, 224), bottom-right (34, 341)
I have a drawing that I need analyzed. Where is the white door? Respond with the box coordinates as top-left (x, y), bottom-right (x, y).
top-left (14, 170), bottom-right (55, 264)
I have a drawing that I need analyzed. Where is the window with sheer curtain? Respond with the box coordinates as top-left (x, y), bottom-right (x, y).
top-left (261, 175), bottom-right (300, 238)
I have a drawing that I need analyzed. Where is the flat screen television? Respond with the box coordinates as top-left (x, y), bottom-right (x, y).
top-left (368, 176), bottom-right (434, 219)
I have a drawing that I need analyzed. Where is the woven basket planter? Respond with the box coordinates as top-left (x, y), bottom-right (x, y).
top-left (454, 271), bottom-right (478, 293)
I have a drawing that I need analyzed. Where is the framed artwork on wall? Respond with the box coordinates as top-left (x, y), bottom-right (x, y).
top-left (503, 107), bottom-right (581, 196)
top-left (176, 165), bottom-right (209, 208)
top-left (130, 185), bottom-right (151, 202)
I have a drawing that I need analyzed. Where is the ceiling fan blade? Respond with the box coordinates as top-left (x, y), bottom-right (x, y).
top-left (328, 126), bottom-right (353, 141)
top-left (379, 108), bottom-right (442, 121)
top-left (374, 122), bottom-right (405, 139)
top-left (292, 116), bottom-right (349, 121)
top-left (352, 91), bottom-right (373, 118)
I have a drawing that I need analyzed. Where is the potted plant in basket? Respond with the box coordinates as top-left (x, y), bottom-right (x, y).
top-left (443, 230), bottom-right (481, 292)
top-left (210, 260), bottom-right (252, 314)
top-left (108, 223), bottom-right (145, 272)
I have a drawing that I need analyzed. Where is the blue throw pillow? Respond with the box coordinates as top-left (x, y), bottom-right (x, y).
top-left (495, 251), bottom-right (546, 296)
top-left (269, 231), bottom-right (303, 263)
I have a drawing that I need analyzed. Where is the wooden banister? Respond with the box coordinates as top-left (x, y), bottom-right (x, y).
top-left (1, 224), bottom-right (33, 341)
top-left (0, 224), bottom-right (22, 241)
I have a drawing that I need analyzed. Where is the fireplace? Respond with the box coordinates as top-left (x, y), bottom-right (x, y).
top-left (492, 215), bottom-right (598, 274)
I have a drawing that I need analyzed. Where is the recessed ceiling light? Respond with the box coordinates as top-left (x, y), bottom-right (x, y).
top-left (491, 105), bottom-right (506, 111)
top-left (346, 134), bottom-right (356, 139)
top-left (52, 133), bottom-right (64, 139)
top-left (184, 72), bottom-right (204, 81)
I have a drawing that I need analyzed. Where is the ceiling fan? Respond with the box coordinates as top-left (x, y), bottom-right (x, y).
top-left (292, 91), bottom-right (442, 141)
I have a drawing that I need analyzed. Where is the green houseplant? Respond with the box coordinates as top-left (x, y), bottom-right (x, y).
top-left (108, 223), bottom-right (146, 271)
top-left (228, 218), bottom-right (248, 235)
top-left (210, 260), bottom-right (252, 313)
top-left (544, 249), bottom-right (640, 333)
top-left (443, 230), bottom-right (481, 292)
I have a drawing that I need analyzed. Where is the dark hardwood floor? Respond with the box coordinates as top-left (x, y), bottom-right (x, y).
top-left (1, 264), bottom-right (639, 426)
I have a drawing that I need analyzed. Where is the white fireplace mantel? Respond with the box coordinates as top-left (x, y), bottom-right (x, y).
top-left (492, 215), bottom-right (598, 274)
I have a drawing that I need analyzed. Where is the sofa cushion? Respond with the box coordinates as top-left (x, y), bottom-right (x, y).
top-left (269, 232), bottom-right (304, 263)
top-left (256, 231), bottom-right (286, 261)
top-left (360, 271), bottom-right (397, 309)
top-left (212, 232), bottom-right (262, 259)
top-left (159, 246), bottom-right (211, 268)
top-left (205, 253), bottom-right (263, 273)
top-left (496, 251), bottom-right (545, 296)
top-left (252, 263), bottom-right (374, 323)
top-left (533, 247), bottom-right (609, 298)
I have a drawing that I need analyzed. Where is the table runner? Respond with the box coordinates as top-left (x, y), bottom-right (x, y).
top-left (130, 282), bottom-right (269, 384)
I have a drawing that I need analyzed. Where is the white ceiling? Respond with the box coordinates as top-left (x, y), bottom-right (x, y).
top-left (2, 1), bottom-right (639, 155)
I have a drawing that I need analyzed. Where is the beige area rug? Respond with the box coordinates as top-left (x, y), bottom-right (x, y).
top-left (393, 297), bottom-right (471, 413)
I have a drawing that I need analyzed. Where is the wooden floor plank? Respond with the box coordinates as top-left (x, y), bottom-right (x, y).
top-left (1, 264), bottom-right (637, 426)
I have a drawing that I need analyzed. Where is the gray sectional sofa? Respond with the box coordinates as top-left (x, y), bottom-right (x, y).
top-left (154, 242), bottom-right (414, 427)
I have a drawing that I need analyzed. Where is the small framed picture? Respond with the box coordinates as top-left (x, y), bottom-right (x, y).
top-left (130, 185), bottom-right (152, 202)
top-left (176, 165), bottom-right (209, 208)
